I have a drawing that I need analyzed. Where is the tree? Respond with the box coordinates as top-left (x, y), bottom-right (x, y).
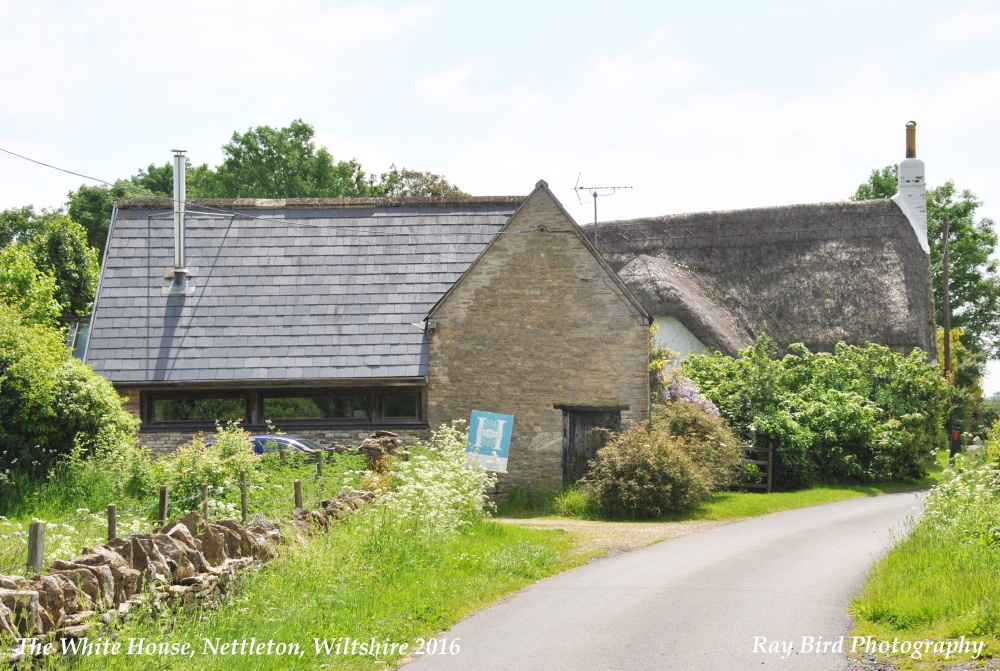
top-left (0, 303), bottom-right (138, 497)
top-left (63, 119), bottom-right (466, 262)
top-left (0, 245), bottom-right (61, 326)
top-left (214, 119), bottom-right (378, 198)
top-left (379, 166), bottom-right (468, 197)
top-left (853, 166), bottom-right (1000, 358)
top-left (66, 181), bottom-right (132, 259)
top-left (0, 205), bottom-right (59, 248)
top-left (26, 215), bottom-right (100, 316)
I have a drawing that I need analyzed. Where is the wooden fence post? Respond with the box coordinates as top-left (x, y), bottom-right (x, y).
top-left (26, 522), bottom-right (44, 575)
top-left (294, 479), bottom-right (303, 510)
top-left (766, 442), bottom-right (774, 494)
top-left (107, 504), bottom-right (117, 542)
top-left (158, 486), bottom-right (169, 526)
top-left (201, 483), bottom-right (209, 520)
top-left (279, 449), bottom-right (287, 464)
top-left (315, 450), bottom-right (323, 476)
top-left (240, 469), bottom-right (248, 525)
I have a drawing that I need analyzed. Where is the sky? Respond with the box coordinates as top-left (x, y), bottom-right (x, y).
top-left (2, 0), bottom-right (999, 392)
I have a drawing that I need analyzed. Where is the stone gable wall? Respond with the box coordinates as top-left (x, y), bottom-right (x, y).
top-left (426, 187), bottom-right (650, 494)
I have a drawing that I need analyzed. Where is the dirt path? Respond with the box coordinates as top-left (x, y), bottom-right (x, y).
top-left (495, 516), bottom-right (732, 558)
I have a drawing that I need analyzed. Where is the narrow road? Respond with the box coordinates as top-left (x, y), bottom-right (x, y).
top-left (404, 493), bottom-right (922, 671)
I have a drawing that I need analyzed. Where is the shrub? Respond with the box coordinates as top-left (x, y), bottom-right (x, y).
top-left (922, 455), bottom-right (1000, 547)
top-left (371, 421), bottom-right (497, 537)
top-left (650, 401), bottom-right (741, 490)
top-left (584, 424), bottom-right (712, 518)
top-left (148, 422), bottom-right (259, 503)
top-left (0, 304), bottom-right (138, 510)
top-left (684, 336), bottom-right (945, 489)
top-left (985, 418), bottom-right (1000, 467)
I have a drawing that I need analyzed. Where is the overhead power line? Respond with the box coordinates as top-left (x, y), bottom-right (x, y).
top-left (0, 145), bottom-right (531, 235)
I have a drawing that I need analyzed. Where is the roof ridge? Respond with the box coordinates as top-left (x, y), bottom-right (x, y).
top-left (117, 196), bottom-right (526, 210)
top-left (593, 198), bottom-right (897, 227)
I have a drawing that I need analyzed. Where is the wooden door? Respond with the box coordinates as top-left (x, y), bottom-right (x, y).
top-left (562, 409), bottom-right (621, 484)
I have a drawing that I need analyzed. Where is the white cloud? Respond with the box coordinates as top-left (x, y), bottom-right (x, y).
top-left (412, 61), bottom-right (484, 111)
top-left (441, 43), bottom-right (1000, 229)
top-left (929, 4), bottom-right (1000, 42)
top-left (0, 1), bottom-right (433, 122)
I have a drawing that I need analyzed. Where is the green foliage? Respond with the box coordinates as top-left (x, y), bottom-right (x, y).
top-left (0, 304), bottom-right (138, 508)
top-left (379, 165), bottom-right (468, 197)
top-left (650, 401), bottom-right (742, 490)
top-left (38, 431), bottom-right (152, 515)
top-left (684, 336), bottom-right (945, 489)
top-left (0, 245), bottom-right (61, 325)
top-left (66, 181), bottom-right (136, 259)
top-left (214, 119), bottom-right (376, 198)
top-left (24, 214), bottom-right (100, 316)
top-left (585, 424), bottom-right (712, 518)
top-left (57, 518), bottom-right (574, 671)
top-left (148, 422), bottom-right (260, 503)
top-left (373, 422), bottom-right (496, 538)
top-left (937, 328), bottom-right (988, 441)
top-left (647, 324), bottom-right (673, 403)
top-left (850, 165), bottom-right (898, 201)
top-left (986, 418), bottom-right (1000, 467)
top-left (551, 486), bottom-right (596, 518)
top-left (853, 453), bottom-right (1000, 651)
top-left (0, 205), bottom-right (60, 248)
top-left (853, 165), bottom-right (1000, 357)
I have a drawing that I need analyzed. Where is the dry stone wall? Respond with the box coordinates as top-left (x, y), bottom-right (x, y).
top-left (1, 489), bottom-right (373, 662)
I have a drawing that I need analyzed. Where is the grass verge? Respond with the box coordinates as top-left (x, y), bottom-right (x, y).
top-left (850, 524), bottom-right (999, 669)
top-left (0, 452), bottom-right (365, 574)
top-left (848, 451), bottom-right (999, 670)
top-left (500, 450), bottom-right (947, 523)
top-left (49, 518), bottom-right (582, 671)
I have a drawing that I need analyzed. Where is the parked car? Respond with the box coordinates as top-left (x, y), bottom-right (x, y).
top-left (249, 436), bottom-right (324, 455)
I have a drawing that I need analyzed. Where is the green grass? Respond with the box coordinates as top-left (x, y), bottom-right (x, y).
top-left (0, 451), bottom-right (367, 574)
top-left (500, 451), bottom-right (948, 523)
top-left (50, 518), bottom-right (581, 671)
top-left (847, 450), bottom-right (999, 669)
top-left (851, 525), bottom-right (1000, 669)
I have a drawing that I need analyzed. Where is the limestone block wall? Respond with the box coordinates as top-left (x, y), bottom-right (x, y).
top-left (426, 186), bottom-right (650, 494)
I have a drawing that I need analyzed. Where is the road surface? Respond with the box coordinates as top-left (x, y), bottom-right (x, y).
top-left (404, 492), bottom-right (923, 671)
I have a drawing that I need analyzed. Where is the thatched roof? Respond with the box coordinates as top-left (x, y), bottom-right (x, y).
top-left (590, 199), bottom-right (935, 357)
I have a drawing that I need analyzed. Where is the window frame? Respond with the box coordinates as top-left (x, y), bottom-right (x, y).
top-left (141, 386), bottom-right (425, 431)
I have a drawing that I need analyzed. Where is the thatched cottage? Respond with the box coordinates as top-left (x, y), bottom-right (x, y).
top-left (592, 124), bottom-right (935, 360)
top-left (85, 125), bottom-right (934, 493)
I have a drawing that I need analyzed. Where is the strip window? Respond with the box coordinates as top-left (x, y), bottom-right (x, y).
top-left (142, 387), bottom-right (423, 428)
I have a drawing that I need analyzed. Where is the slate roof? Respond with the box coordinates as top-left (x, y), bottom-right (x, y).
top-left (86, 198), bottom-right (523, 385)
top-left (588, 199), bottom-right (936, 358)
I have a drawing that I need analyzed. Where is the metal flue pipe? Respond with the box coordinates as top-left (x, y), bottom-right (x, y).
top-left (172, 149), bottom-right (187, 271)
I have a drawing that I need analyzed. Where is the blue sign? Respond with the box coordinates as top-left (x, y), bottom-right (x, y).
top-left (466, 411), bottom-right (514, 472)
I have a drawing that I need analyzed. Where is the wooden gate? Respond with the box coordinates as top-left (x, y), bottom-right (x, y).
top-left (561, 408), bottom-right (622, 485)
top-left (738, 444), bottom-right (774, 493)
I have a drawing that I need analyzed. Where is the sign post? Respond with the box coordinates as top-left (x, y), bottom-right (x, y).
top-left (466, 410), bottom-right (514, 472)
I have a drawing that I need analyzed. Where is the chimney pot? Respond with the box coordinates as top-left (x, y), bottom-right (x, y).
top-left (905, 121), bottom-right (917, 159)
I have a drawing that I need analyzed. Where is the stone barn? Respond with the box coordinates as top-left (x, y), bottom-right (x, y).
top-left (85, 179), bottom-right (651, 495)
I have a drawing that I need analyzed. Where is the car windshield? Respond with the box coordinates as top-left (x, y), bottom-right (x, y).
top-left (295, 439), bottom-right (324, 450)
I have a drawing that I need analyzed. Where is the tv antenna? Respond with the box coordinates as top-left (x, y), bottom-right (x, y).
top-left (573, 173), bottom-right (633, 245)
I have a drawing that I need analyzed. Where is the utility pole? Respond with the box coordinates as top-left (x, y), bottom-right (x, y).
top-left (942, 215), bottom-right (951, 378)
top-left (942, 215), bottom-right (959, 461)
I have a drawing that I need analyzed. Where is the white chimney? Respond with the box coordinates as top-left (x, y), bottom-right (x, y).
top-left (892, 121), bottom-right (929, 254)
top-left (166, 149), bottom-right (194, 295)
